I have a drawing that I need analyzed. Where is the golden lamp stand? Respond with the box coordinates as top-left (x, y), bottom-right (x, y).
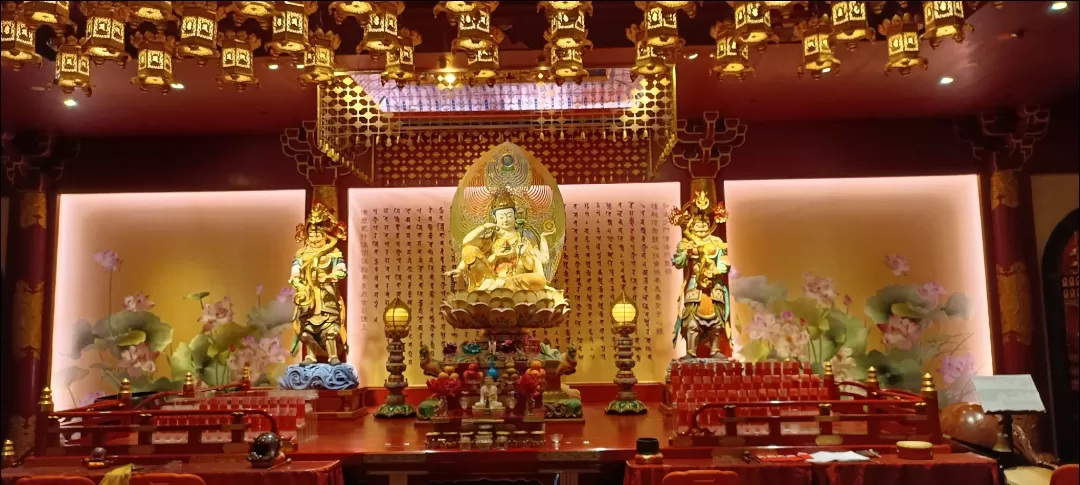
top-left (376, 298), bottom-right (416, 419)
top-left (606, 294), bottom-right (647, 415)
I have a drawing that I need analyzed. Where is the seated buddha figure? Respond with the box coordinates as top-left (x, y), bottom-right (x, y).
top-left (445, 187), bottom-right (556, 293)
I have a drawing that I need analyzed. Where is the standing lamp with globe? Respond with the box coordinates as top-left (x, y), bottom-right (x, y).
top-left (606, 294), bottom-right (647, 415)
top-left (376, 298), bottom-right (416, 418)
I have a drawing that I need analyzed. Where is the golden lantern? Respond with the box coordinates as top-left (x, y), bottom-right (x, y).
top-left (626, 23), bottom-right (668, 79)
top-left (796, 16), bottom-right (839, 79)
top-left (830, 1), bottom-right (874, 51)
top-left (635, 1), bottom-right (696, 49)
top-left (548, 44), bottom-right (586, 82)
top-left (539, 1), bottom-right (592, 49)
top-left (729, 1), bottom-right (777, 50)
top-left (175, 1), bottom-right (222, 66)
top-left (611, 294), bottom-right (638, 333)
top-left (228, 1), bottom-right (275, 28)
top-left (709, 20), bottom-right (752, 80)
top-left (879, 13), bottom-right (927, 75)
top-left (360, 2), bottom-right (404, 54)
top-left (266, 1), bottom-right (316, 58)
top-left (381, 28), bottom-right (420, 88)
top-left (53, 35), bottom-right (92, 96)
top-left (1, 3), bottom-right (41, 72)
top-left (128, 1), bottom-right (175, 27)
top-left (328, 1), bottom-right (373, 23)
top-left (130, 31), bottom-right (176, 93)
top-left (382, 297), bottom-right (412, 338)
top-left (217, 29), bottom-right (260, 90)
top-left (436, 1), bottom-right (499, 52)
top-left (467, 45), bottom-right (500, 85)
top-left (921, 1), bottom-right (971, 48)
top-left (19, 1), bottom-right (73, 32)
top-left (79, 2), bottom-right (131, 66)
top-left (763, 1), bottom-right (807, 21)
top-left (299, 28), bottom-right (340, 86)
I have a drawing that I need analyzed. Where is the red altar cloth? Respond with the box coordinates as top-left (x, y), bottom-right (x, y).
top-left (623, 459), bottom-right (813, 485)
top-left (0, 461), bottom-right (343, 485)
top-left (624, 453), bottom-right (999, 485)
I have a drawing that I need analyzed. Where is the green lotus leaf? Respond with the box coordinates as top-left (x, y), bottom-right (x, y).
top-left (731, 275), bottom-right (788, 306)
top-left (57, 366), bottom-right (90, 386)
top-left (168, 342), bottom-right (197, 381)
top-left (776, 297), bottom-right (828, 339)
top-left (942, 293), bottom-right (970, 319)
top-left (116, 329), bottom-right (146, 347)
top-left (865, 285), bottom-right (925, 324)
top-left (857, 350), bottom-right (923, 392)
top-left (740, 340), bottom-right (770, 362)
top-left (890, 302), bottom-right (925, 319)
top-left (207, 322), bottom-right (253, 358)
top-left (142, 315), bottom-right (173, 352)
top-left (128, 374), bottom-right (154, 391)
top-left (201, 361), bottom-right (231, 387)
top-left (147, 377), bottom-right (181, 392)
top-left (184, 291), bottom-right (211, 301)
top-left (64, 320), bottom-right (97, 359)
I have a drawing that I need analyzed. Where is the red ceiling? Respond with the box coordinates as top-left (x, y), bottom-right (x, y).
top-left (0, 1), bottom-right (1076, 136)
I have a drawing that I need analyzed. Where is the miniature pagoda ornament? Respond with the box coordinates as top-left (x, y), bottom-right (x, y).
top-left (278, 202), bottom-right (359, 391)
top-left (670, 184), bottom-right (733, 360)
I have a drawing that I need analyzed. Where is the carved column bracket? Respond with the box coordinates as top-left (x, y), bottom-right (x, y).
top-left (672, 113), bottom-right (747, 180)
top-left (954, 105), bottom-right (1050, 171)
top-left (281, 121), bottom-right (357, 187)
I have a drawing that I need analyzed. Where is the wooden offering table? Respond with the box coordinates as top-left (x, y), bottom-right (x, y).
top-left (1, 461), bottom-right (344, 485)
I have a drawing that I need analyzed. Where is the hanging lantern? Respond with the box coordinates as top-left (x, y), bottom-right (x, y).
top-left (298, 28), bottom-right (340, 86)
top-left (709, 20), bottom-right (751, 80)
top-left (228, 1), bottom-right (275, 28)
top-left (830, 1), bottom-right (874, 51)
top-left (436, 1), bottom-right (499, 52)
top-left (796, 16), bottom-right (839, 79)
top-left (1, 3), bottom-right (41, 72)
top-left (539, 1), bottom-right (592, 49)
top-left (763, 1), bottom-right (807, 21)
top-left (175, 1), bottom-right (221, 66)
top-left (381, 27), bottom-right (421, 88)
top-left (635, 1), bottom-right (696, 49)
top-left (879, 13), bottom-right (927, 75)
top-left (467, 46), bottom-right (500, 85)
top-left (130, 31), bottom-right (176, 93)
top-left (626, 23), bottom-right (667, 79)
top-left (53, 35), bottom-right (92, 96)
top-left (729, 1), bottom-right (776, 50)
top-left (128, 1), bottom-right (175, 27)
top-left (217, 29), bottom-right (260, 90)
top-left (921, 1), bottom-right (971, 48)
top-left (360, 2), bottom-right (404, 54)
top-left (266, 1), bottom-right (316, 58)
top-left (19, 1), bottom-right (73, 33)
top-left (79, 2), bottom-right (131, 66)
top-left (328, 1), bottom-right (373, 23)
top-left (548, 45), bottom-right (586, 82)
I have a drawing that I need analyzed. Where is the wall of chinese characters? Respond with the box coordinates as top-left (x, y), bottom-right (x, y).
top-left (347, 183), bottom-right (683, 386)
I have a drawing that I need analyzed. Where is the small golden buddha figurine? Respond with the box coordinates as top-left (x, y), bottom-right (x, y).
top-left (445, 186), bottom-right (557, 293)
top-left (671, 190), bottom-right (733, 359)
top-left (290, 203), bottom-right (348, 365)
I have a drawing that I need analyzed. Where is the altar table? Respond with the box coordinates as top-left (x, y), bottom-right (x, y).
top-left (0, 461), bottom-right (343, 485)
top-left (624, 453), bottom-right (999, 485)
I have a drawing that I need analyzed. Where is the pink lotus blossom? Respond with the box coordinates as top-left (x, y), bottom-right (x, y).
top-left (779, 310), bottom-right (795, 323)
top-left (830, 347), bottom-right (858, 381)
top-left (118, 343), bottom-right (157, 378)
top-left (93, 251), bottom-right (122, 272)
top-left (728, 266), bottom-right (741, 280)
top-left (78, 390), bottom-right (107, 408)
top-left (775, 323), bottom-right (810, 360)
top-left (885, 254), bottom-right (910, 276)
top-left (843, 294), bottom-right (853, 307)
top-left (802, 272), bottom-right (837, 306)
top-left (276, 287), bottom-right (296, 302)
top-left (228, 336), bottom-right (288, 376)
top-left (199, 297), bottom-right (234, 332)
top-left (746, 311), bottom-right (776, 341)
top-left (918, 282), bottom-right (947, 302)
top-left (122, 293), bottom-right (155, 312)
top-left (938, 353), bottom-right (976, 385)
top-left (255, 284), bottom-right (264, 296)
top-left (882, 315), bottom-right (923, 351)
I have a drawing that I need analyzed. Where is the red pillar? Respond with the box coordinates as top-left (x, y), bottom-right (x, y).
top-left (989, 168), bottom-right (1039, 374)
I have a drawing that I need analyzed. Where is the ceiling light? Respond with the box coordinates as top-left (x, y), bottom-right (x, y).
top-left (170, 82), bottom-right (185, 89)
top-left (295, 63), bottom-right (306, 69)
top-left (267, 62), bottom-right (279, 70)
top-left (821, 67), bottom-right (831, 74)
top-left (1051, 2), bottom-right (1068, 10)
top-left (63, 98), bottom-right (77, 107)
top-left (686, 52), bottom-right (699, 60)
top-left (939, 76), bottom-right (954, 85)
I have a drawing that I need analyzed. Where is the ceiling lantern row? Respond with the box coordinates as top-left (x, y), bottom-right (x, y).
top-left (436, 1), bottom-right (503, 85)
top-left (359, 2), bottom-right (404, 55)
top-left (52, 34), bottom-right (91, 95)
top-left (880, 12), bottom-right (928, 75)
top-left (266, 1), bottom-right (316, 58)
top-left (380, 28), bottom-right (421, 88)
top-left (131, 31), bottom-right (176, 93)
top-left (540, 1), bottom-right (592, 84)
top-left (1, 2), bottom-right (42, 71)
top-left (635, 1), bottom-right (696, 49)
top-left (79, 1), bottom-right (130, 66)
top-left (829, 1), bottom-right (874, 51)
top-left (709, 20), bottom-right (751, 81)
top-left (795, 15), bottom-right (840, 79)
top-left (175, 1), bottom-right (222, 66)
top-left (217, 29), bottom-right (260, 90)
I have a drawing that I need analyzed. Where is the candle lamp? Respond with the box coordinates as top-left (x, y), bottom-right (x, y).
top-left (606, 293), bottom-right (647, 415)
top-left (376, 298), bottom-right (416, 418)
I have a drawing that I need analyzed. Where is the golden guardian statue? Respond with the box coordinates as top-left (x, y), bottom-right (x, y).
top-left (290, 202), bottom-right (348, 365)
top-left (671, 189), bottom-right (733, 360)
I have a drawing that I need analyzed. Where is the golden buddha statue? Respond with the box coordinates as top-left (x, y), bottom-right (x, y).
top-left (290, 202), bottom-right (348, 365)
top-left (444, 187), bottom-right (557, 292)
top-left (671, 189), bottom-right (733, 360)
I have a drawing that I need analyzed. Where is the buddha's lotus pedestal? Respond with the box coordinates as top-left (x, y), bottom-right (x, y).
top-left (420, 288), bottom-right (581, 420)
